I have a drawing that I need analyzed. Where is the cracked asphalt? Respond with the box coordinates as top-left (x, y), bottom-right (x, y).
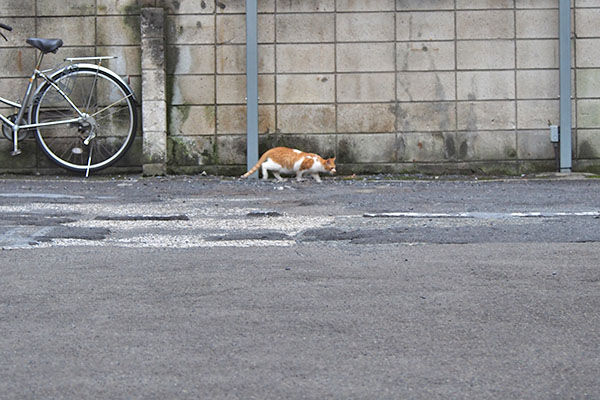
top-left (1, 174), bottom-right (599, 399)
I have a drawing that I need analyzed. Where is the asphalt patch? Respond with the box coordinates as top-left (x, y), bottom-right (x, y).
top-left (95, 215), bottom-right (190, 221)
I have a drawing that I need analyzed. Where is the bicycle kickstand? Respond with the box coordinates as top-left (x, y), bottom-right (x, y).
top-left (11, 126), bottom-right (21, 156)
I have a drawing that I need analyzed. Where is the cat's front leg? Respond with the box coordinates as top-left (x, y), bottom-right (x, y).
top-left (295, 171), bottom-right (305, 182)
top-left (311, 173), bottom-right (323, 183)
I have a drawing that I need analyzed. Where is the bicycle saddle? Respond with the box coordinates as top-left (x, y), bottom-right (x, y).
top-left (26, 38), bottom-right (63, 54)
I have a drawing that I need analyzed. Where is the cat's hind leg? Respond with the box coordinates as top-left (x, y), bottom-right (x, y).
top-left (261, 164), bottom-right (270, 180)
top-left (272, 172), bottom-right (287, 182)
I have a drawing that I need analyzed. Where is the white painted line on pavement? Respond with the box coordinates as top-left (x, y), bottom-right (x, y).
top-left (364, 211), bottom-right (600, 219)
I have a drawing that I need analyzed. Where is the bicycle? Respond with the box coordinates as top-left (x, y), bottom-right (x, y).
top-left (0, 22), bottom-right (138, 176)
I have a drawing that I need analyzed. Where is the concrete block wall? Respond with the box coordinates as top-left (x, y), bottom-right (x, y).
top-left (2, 0), bottom-right (600, 175)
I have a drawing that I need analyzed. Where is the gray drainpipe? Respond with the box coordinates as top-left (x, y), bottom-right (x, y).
top-left (559, 0), bottom-right (572, 173)
top-left (246, 0), bottom-right (259, 178)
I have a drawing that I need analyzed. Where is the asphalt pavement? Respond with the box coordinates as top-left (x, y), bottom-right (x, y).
top-left (1, 174), bottom-right (599, 399)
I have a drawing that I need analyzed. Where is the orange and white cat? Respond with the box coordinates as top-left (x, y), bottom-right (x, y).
top-left (241, 147), bottom-right (336, 182)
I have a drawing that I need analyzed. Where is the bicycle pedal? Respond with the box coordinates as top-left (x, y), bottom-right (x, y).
top-left (10, 150), bottom-right (22, 156)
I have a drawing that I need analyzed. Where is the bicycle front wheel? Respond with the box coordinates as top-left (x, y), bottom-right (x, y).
top-left (31, 65), bottom-right (137, 173)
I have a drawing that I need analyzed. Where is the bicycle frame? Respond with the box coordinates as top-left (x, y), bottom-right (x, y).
top-left (0, 53), bottom-right (118, 156)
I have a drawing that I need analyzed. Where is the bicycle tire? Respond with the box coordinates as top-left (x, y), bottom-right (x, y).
top-left (30, 64), bottom-right (137, 173)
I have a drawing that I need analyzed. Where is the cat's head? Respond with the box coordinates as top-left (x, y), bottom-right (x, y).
top-left (324, 157), bottom-right (336, 174)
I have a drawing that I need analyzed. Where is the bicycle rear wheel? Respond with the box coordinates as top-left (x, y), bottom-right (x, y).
top-left (31, 65), bottom-right (137, 173)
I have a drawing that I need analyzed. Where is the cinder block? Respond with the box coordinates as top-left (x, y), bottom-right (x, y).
top-left (516, 9), bottom-right (558, 39)
top-left (163, 0), bottom-right (215, 13)
top-left (169, 135), bottom-right (215, 166)
top-left (576, 69), bottom-right (600, 99)
top-left (0, 78), bottom-right (29, 99)
top-left (338, 103), bottom-right (396, 133)
top-left (97, 16), bottom-right (141, 45)
top-left (517, 100), bottom-right (559, 129)
top-left (216, 134), bottom-right (246, 165)
top-left (457, 101), bottom-right (515, 130)
top-left (259, 134), bottom-right (336, 158)
top-left (97, 46), bottom-right (142, 75)
top-left (216, 105), bottom-right (275, 134)
top-left (454, 131), bottom-right (517, 161)
top-left (397, 42), bottom-right (455, 71)
top-left (516, 0), bottom-right (557, 8)
top-left (577, 99), bottom-right (600, 128)
top-left (517, 70), bottom-right (559, 99)
top-left (277, 44), bottom-right (335, 73)
top-left (141, 38), bottom-right (165, 70)
top-left (97, 0), bottom-right (143, 15)
top-left (337, 73), bottom-right (395, 103)
top-left (215, 0), bottom-right (274, 13)
top-left (337, 43), bottom-right (395, 72)
top-left (169, 105), bottom-right (215, 136)
top-left (37, 0), bottom-right (95, 16)
top-left (518, 130), bottom-right (556, 159)
top-left (398, 132), bottom-right (448, 162)
top-left (217, 15), bottom-right (245, 45)
top-left (277, 105), bottom-right (336, 133)
top-left (457, 0), bottom-right (514, 8)
top-left (141, 8), bottom-right (165, 39)
top-left (142, 69), bottom-right (166, 101)
top-left (143, 130), bottom-right (167, 164)
top-left (216, 44), bottom-right (274, 74)
top-left (396, 0), bottom-right (454, 10)
top-left (166, 45), bottom-right (215, 74)
top-left (276, 14), bottom-right (334, 43)
top-left (578, 9), bottom-right (600, 38)
top-left (169, 75), bottom-right (214, 105)
top-left (336, 0), bottom-right (394, 11)
top-left (142, 100), bottom-right (167, 132)
top-left (336, 13), bottom-right (395, 42)
top-left (0, 48), bottom-right (36, 78)
top-left (576, 39), bottom-right (600, 68)
top-left (0, 0), bottom-right (34, 16)
top-left (517, 40), bottom-right (558, 69)
top-left (0, 17), bottom-right (34, 47)
top-left (577, 129), bottom-right (600, 159)
top-left (457, 71), bottom-right (515, 100)
top-left (457, 11), bottom-right (514, 39)
top-left (0, 139), bottom-right (37, 171)
top-left (166, 15), bottom-right (215, 45)
top-left (396, 12), bottom-right (454, 41)
top-left (337, 133), bottom-right (396, 163)
top-left (277, 74), bottom-right (334, 103)
top-left (217, 14), bottom-right (273, 44)
top-left (397, 102), bottom-right (456, 132)
top-left (217, 75), bottom-right (274, 104)
top-left (457, 40), bottom-right (514, 70)
top-left (397, 71), bottom-right (455, 101)
top-left (276, 0), bottom-right (334, 12)
top-left (37, 17), bottom-right (96, 46)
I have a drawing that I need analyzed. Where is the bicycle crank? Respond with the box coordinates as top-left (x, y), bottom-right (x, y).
top-left (2, 114), bottom-right (29, 141)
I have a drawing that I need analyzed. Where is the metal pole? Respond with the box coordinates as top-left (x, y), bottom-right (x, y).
top-left (246, 0), bottom-right (259, 178)
top-left (559, 0), bottom-right (572, 173)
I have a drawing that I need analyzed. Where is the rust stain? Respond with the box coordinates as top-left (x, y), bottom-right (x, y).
top-left (17, 50), bottom-right (23, 72)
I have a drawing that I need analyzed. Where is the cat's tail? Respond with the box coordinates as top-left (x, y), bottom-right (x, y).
top-left (241, 151), bottom-right (269, 178)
